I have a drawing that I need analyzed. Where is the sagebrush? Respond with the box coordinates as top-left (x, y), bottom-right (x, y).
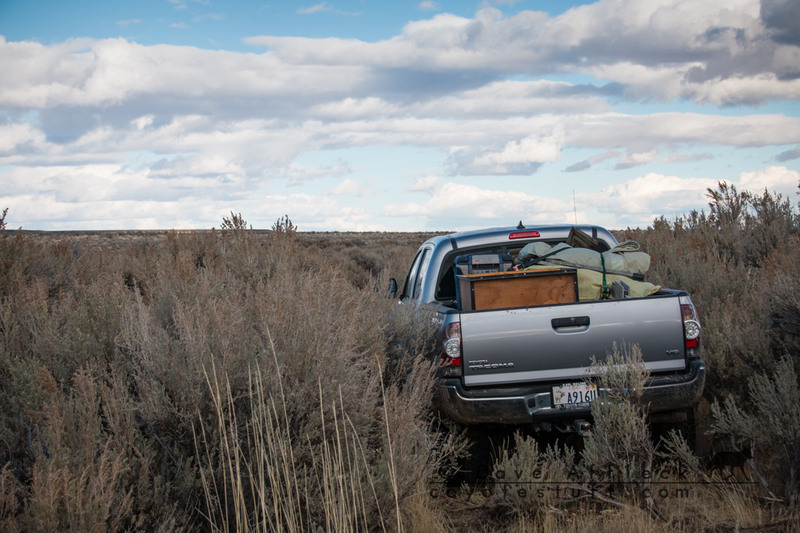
top-left (1, 182), bottom-right (799, 531)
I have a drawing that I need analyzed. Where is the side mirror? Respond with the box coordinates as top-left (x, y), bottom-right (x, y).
top-left (388, 278), bottom-right (399, 298)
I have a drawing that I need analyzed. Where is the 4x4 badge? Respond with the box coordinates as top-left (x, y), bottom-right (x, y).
top-left (468, 360), bottom-right (515, 370)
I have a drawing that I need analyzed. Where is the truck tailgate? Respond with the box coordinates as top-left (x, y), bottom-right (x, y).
top-left (460, 296), bottom-right (686, 387)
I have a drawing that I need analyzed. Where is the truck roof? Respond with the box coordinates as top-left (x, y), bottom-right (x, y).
top-left (423, 224), bottom-right (619, 250)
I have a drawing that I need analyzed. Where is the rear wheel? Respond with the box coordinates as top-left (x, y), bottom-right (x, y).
top-left (650, 407), bottom-right (697, 452)
top-left (443, 425), bottom-right (516, 485)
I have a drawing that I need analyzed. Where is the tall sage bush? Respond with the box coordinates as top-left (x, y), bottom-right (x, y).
top-left (622, 182), bottom-right (800, 403)
top-left (1, 180), bottom-right (799, 531)
top-left (0, 215), bottom-right (448, 531)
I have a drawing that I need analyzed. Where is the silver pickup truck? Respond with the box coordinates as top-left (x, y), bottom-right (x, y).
top-left (397, 224), bottom-right (706, 434)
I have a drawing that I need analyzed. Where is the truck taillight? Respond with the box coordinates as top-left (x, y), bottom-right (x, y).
top-left (679, 296), bottom-right (701, 359)
top-left (440, 322), bottom-right (462, 377)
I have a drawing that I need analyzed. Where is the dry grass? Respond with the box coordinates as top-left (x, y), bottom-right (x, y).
top-left (2, 186), bottom-right (800, 531)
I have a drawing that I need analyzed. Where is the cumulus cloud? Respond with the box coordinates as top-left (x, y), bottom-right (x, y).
top-left (247, 0), bottom-right (800, 104)
top-left (383, 181), bottom-right (572, 225)
top-left (737, 165), bottom-right (800, 196)
top-left (448, 131), bottom-right (563, 175)
top-left (583, 166), bottom-right (800, 228)
top-left (0, 123), bottom-right (48, 155)
top-left (408, 176), bottom-right (441, 191)
top-left (4, 1), bottom-right (799, 116)
top-left (589, 173), bottom-right (718, 217)
top-left (1, 0), bottom-right (799, 230)
top-left (473, 133), bottom-right (563, 166)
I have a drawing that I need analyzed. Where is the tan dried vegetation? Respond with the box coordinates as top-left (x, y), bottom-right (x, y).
top-left (0, 185), bottom-right (799, 532)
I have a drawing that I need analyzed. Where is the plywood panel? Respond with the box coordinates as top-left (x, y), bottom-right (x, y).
top-left (458, 269), bottom-right (577, 311)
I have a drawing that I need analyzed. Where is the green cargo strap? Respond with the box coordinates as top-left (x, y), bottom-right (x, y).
top-left (601, 253), bottom-right (608, 298)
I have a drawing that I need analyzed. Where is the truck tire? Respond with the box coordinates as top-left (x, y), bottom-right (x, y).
top-left (650, 407), bottom-right (697, 452)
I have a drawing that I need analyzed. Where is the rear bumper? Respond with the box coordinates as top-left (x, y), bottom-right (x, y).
top-left (434, 359), bottom-right (706, 426)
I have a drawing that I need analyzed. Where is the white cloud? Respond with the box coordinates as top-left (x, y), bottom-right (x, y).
top-left (658, 152), bottom-right (714, 165)
top-left (251, 0), bottom-right (795, 105)
top-left (737, 166), bottom-right (800, 197)
top-left (131, 115), bottom-right (154, 130)
top-left (408, 176), bottom-right (441, 192)
top-left (411, 80), bottom-right (612, 118)
top-left (1, 35), bottom-right (798, 174)
top-left (383, 181), bottom-right (571, 223)
top-left (284, 162), bottom-right (355, 184)
top-left (0, 122), bottom-right (47, 154)
top-left (253, 193), bottom-right (377, 231)
top-left (473, 132), bottom-right (563, 166)
top-left (168, 0), bottom-right (210, 9)
top-left (589, 173), bottom-right (717, 218)
top-left (3, 0), bottom-right (789, 115)
top-left (149, 154), bottom-right (244, 179)
top-left (565, 112), bottom-right (800, 152)
top-left (297, 3), bottom-right (333, 15)
top-left (0, 163), bottom-right (377, 231)
top-left (580, 166), bottom-right (800, 228)
top-left (326, 178), bottom-right (361, 195)
top-left (311, 97), bottom-right (399, 120)
top-left (592, 172), bottom-right (717, 214)
top-left (566, 150), bottom-right (620, 172)
top-left (1, 1), bottom-right (799, 230)
top-left (615, 151), bottom-right (658, 170)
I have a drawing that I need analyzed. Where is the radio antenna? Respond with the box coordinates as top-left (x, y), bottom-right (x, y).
top-left (573, 190), bottom-right (577, 225)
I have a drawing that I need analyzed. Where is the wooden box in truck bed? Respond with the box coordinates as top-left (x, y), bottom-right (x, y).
top-left (457, 268), bottom-right (578, 311)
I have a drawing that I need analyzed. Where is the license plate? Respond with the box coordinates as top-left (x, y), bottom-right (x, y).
top-left (552, 382), bottom-right (597, 409)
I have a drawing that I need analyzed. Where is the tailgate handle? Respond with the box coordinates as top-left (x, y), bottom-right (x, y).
top-left (552, 316), bottom-right (590, 329)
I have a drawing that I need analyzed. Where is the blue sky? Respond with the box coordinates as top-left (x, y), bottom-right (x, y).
top-left (1, 0), bottom-right (799, 231)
